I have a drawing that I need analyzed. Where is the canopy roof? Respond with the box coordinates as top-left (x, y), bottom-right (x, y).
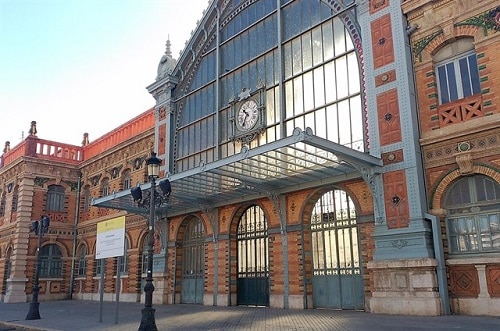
top-left (92, 128), bottom-right (382, 216)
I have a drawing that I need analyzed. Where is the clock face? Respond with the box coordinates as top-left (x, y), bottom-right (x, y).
top-left (237, 100), bottom-right (259, 131)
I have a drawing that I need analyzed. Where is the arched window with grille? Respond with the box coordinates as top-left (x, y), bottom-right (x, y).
top-left (46, 185), bottom-right (65, 212)
top-left (77, 244), bottom-right (87, 277)
top-left (40, 244), bottom-right (63, 278)
top-left (83, 186), bottom-right (91, 212)
top-left (118, 239), bottom-right (129, 275)
top-left (11, 185), bottom-right (18, 212)
top-left (122, 170), bottom-right (131, 190)
top-left (445, 175), bottom-right (500, 254)
top-left (101, 178), bottom-right (110, 197)
top-left (0, 191), bottom-right (6, 217)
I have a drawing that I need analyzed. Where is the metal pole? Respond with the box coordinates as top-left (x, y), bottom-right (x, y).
top-left (26, 221), bottom-right (43, 320)
top-left (69, 172), bottom-right (82, 300)
top-left (425, 213), bottom-right (451, 315)
top-left (138, 177), bottom-right (157, 331)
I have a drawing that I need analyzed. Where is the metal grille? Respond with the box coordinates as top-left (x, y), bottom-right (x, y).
top-left (237, 206), bottom-right (269, 279)
top-left (182, 218), bottom-right (205, 279)
top-left (311, 190), bottom-right (360, 276)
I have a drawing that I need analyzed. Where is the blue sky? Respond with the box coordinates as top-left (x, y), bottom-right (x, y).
top-left (0, 0), bottom-right (208, 149)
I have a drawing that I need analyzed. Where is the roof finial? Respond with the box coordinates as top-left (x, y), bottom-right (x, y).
top-left (165, 35), bottom-right (172, 58)
top-left (156, 36), bottom-right (177, 80)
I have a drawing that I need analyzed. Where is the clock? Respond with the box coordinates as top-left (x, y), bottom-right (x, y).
top-left (236, 99), bottom-right (259, 131)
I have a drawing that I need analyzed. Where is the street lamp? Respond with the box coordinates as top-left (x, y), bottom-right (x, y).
top-left (133, 152), bottom-right (171, 331)
top-left (26, 215), bottom-right (50, 320)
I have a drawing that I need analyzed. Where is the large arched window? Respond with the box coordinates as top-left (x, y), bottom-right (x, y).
top-left (173, 0), bottom-right (364, 173)
top-left (46, 185), bottom-right (65, 212)
top-left (445, 175), bottom-right (500, 254)
top-left (40, 244), bottom-right (63, 278)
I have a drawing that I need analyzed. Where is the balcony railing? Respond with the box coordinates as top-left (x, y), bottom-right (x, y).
top-left (0, 136), bottom-right (83, 169)
top-left (438, 94), bottom-right (483, 127)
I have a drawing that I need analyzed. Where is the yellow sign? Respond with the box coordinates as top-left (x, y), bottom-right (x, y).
top-left (97, 216), bottom-right (125, 233)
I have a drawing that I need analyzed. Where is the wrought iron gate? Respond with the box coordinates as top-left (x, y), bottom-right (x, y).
top-left (237, 205), bottom-right (269, 306)
top-left (181, 218), bottom-right (205, 304)
top-left (311, 190), bottom-right (364, 310)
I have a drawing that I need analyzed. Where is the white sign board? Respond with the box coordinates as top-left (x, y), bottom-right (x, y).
top-left (96, 216), bottom-right (125, 259)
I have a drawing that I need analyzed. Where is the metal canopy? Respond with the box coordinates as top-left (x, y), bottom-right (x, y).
top-left (92, 128), bottom-right (382, 217)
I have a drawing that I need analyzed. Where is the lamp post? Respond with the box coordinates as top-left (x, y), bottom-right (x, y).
top-left (138, 152), bottom-right (162, 331)
top-left (26, 215), bottom-right (50, 320)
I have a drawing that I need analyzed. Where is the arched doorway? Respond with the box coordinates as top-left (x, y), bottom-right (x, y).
top-left (181, 217), bottom-right (205, 304)
top-left (237, 205), bottom-right (269, 306)
top-left (311, 189), bottom-right (364, 309)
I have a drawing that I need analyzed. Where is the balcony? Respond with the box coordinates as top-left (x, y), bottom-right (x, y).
top-left (0, 136), bottom-right (83, 169)
top-left (438, 94), bottom-right (483, 127)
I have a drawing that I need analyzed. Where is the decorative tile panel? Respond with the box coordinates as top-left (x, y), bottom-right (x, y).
top-left (486, 265), bottom-right (500, 297)
top-left (375, 69), bottom-right (396, 87)
top-left (370, 0), bottom-right (389, 15)
top-left (449, 265), bottom-right (480, 298)
top-left (371, 14), bottom-right (394, 69)
top-left (377, 89), bottom-right (402, 146)
top-left (383, 170), bottom-right (409, 229)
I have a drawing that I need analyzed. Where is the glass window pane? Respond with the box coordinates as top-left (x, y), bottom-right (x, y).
top-left (446, 63), bottom-right (458, 101)
top-left (312, 26), bottom-right (323, 66)
top-left (314, 67), bottom-right (325, 107)
top-left (459, 57), bottom-right (472, 97)
top-left (322, 21), bottom-right (334, 61)
top-left (303, 71), bottom-right (314, 112)
top-left (292, 37), bottom-right (302, 75)
top-left (324, 62), bottom-right (336, 103)
top-left (336, 56), bottom-right (348, 99)
top-left (302, 32), bottom-right (312, 71)
top-left (437, 65), bottom-right (450, 104)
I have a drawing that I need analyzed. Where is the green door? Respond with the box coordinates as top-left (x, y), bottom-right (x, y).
top-left (237, 205), bottom-right (269, 306)
top-left (181, 218), bottom-right (205, 304)
top-left (311, 190), bottom-right (364, 310)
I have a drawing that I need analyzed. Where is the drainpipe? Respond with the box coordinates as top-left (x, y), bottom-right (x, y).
top-left (425, 213), bottom-right (451, 315)
top-left (69, 172), bottom-right (82, 300)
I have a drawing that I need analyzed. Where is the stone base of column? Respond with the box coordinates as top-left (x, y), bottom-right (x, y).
top-left (368, 258), bottom-right (442, 316)
top-left (3, 277), bottom-right (28, 303)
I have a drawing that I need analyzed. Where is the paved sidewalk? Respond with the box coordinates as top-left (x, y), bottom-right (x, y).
top-left (0, 300), bottom-right (499, 331)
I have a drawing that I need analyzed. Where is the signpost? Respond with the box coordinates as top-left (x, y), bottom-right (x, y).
top-left (95, 216), bottom-right (125, 324)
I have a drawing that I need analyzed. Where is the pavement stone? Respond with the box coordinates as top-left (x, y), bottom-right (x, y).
top-left (0, 300), bottom-right (499, 331)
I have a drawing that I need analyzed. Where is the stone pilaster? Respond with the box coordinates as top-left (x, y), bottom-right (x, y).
top-left (4, 177), bottom-right (35, 303)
